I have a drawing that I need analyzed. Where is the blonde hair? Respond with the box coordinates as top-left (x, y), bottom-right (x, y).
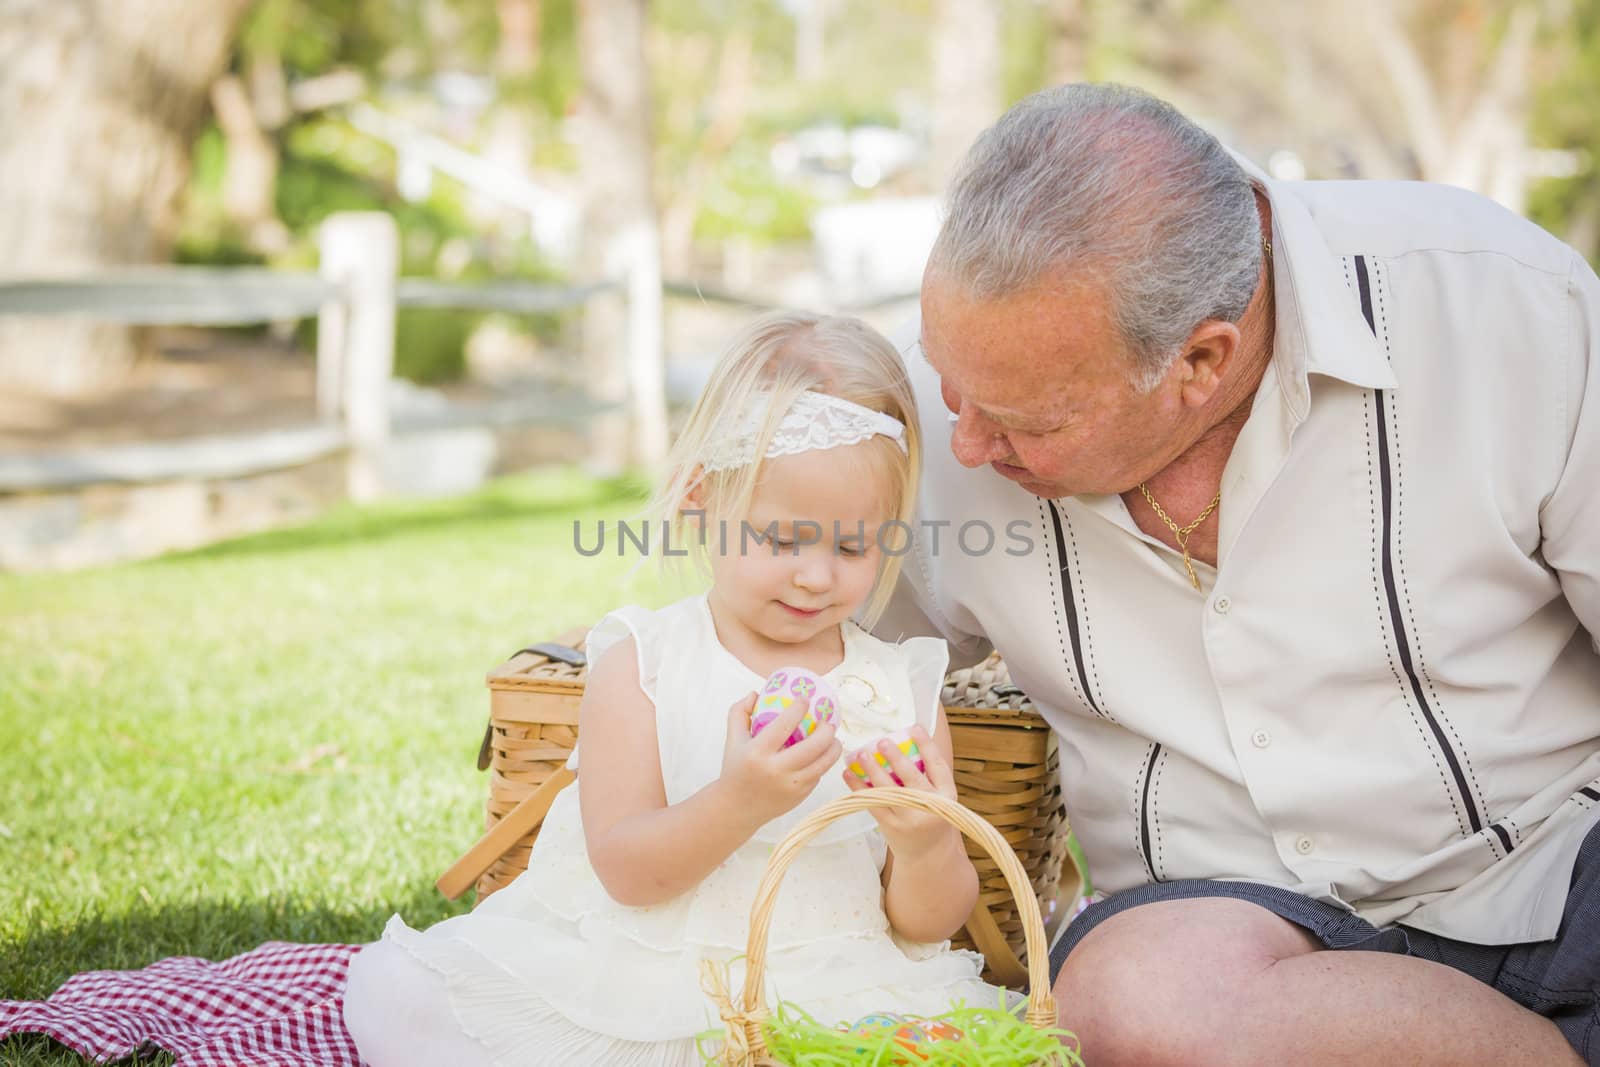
top-left (650, 310), bottom-right (921, 627)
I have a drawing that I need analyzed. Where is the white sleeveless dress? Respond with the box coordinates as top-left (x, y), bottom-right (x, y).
top-left (351, 594), bottom-right (998, 1067)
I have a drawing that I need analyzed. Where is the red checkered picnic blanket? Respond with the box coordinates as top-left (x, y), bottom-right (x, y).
top-left (0, 941), bottom-right (364, 1066)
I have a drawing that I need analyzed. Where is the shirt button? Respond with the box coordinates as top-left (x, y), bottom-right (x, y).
top-left (1251, 729), bottom-right (1271, 749)
top-left (1295, 835), bottom-right (1315, 855)
top-left (1213, 596), bottom-right (1231, 615)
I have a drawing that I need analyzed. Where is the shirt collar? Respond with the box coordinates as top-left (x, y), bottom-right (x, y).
top-left (1231, 152), bottom-right (1399, 418)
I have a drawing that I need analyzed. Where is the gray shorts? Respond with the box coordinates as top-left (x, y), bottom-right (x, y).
top-left (1049, 821), bottom-right (1600, 1064)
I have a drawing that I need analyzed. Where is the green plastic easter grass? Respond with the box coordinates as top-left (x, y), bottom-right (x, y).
top-left (698, 996), bottom-right (1084, 1067)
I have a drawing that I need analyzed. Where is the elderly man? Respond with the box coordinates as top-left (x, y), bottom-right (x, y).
top-left (880, 83), bottom-right (1600, 1065)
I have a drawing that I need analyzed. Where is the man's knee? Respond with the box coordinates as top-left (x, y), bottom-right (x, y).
top-left (1052, 897), bottom-right (1322, 1066)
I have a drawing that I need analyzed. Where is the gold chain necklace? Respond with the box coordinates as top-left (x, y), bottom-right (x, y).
top-left (1131, 236), bottom-right (1261, 592)
top-left (1138, 483), bottom-right (1221, 592)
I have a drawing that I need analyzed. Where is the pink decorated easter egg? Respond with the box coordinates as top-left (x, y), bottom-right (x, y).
top-left (749, 666), bottom-right (837, 748)
top-left (846, 726), bottom-right (926, 785)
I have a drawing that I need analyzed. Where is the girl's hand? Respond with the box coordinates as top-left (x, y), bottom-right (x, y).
top-left (719, 691), bottom-right (842, 825)
top-left (842, 724), bottom-right (962, 860)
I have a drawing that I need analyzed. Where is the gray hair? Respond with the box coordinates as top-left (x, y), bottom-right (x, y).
top-left (927, 83), bottom-right (1264, 390)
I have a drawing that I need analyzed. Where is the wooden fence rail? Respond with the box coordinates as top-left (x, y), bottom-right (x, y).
top-left (0, 271), bottom-right (618, 321)
top-left (0, 269), bottom-right (335, 324)
top-left (0, 212), bottom-right (653, 499)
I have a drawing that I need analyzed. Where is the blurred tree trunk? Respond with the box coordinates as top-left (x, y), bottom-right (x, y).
top-left (0, 0), bottom-right (255, 394)
top-left (1367, 0), bottom-right (1540, 211)
top-left (576, 0), bottom-right (663, 473)
top-left (658, 28), bottom-right (752, 278)
top-left (481, 0), bottom-right (543, 247)
top-left (211, 47), bottom-right (289, 255)
top-left (931, 0), bottom-right (1001, 190)
top-left (1199, 0), bottom-right (1548, 202)
top-left (495, 0), bottom-right (541, 78)
top-left (1047, 0), bottom-right (1091, 85)
top-left (794, 0), bottom-right (829, 82)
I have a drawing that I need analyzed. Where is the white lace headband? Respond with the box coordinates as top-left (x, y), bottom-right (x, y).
top-left (700, 390), bottom-right (908, 473)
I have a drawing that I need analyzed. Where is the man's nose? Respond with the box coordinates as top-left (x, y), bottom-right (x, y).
top-left (949, 410), bottom-right (1007, 469)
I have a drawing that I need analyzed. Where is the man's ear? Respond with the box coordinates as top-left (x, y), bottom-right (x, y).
top-left (1175, 320), bottom-right (1241, 409)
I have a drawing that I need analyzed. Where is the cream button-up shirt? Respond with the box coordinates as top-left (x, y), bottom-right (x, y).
top-left (880, 172), bottom-right (1600, 946)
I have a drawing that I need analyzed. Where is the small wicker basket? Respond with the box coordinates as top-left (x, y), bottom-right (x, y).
top-left (705, 789), bottom-right (1073, 1066)
top-left (437, 633), bottom-right (1082, 987)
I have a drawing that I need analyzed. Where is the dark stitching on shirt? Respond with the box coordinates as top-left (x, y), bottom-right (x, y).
top-left (1152, 746), bottom-right (1170, 879)
top-left (1365, 386), bottom-right (1468, 835)
top-left (1351, 261), bottom-right (1468, 838)
top-left (1374, 259), bottom-right (1490, 836)
top-left (1132, 742), bottom-right (1158, 876)
top-left (1061, 506), bottom-right (1114, 723)
top-left (1046, 499), bottom-right (1107, 719)
top-left (1038, 499), bottom-right (1090, 713)
top-left (1358, 256), bottom-right (1481, 840)
top-left (1132, 741), bottom-right (1158, 882)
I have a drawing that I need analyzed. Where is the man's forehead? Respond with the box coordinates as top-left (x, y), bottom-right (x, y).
top-left (917, 314), bottom-right (1062, 417)
top-left (920, 275), bottom-right (1116, 390)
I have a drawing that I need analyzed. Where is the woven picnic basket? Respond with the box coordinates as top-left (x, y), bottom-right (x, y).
top-left (436, 630), bottom-right (1083, 987)
top-left (704, 788), bottom-right (1073, 1065)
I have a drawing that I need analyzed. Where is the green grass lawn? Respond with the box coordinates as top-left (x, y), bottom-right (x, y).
top-left (0, 468), bottom-right (687, 1065)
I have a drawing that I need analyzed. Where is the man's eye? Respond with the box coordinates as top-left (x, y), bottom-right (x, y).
top-left (1011, 420), bottom-right (1061, 437)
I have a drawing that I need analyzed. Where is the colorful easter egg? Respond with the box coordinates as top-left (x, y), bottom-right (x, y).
top-left (911, 1019), bottom-right (965, 1044)
top-left (839, 1013), bottom-right (965, 1062)
top-left (893, 1017), bottom-right (965, 1060)
top-left (749, 667), bottom-right (837, 747)
top-left (842, 1013), bottom-right (902, 1049)
top-left (846, 726), bottom-right (926, 785)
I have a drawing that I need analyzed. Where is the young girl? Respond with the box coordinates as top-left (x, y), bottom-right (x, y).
top-left (343, 311), bottom-right (1000, 1066)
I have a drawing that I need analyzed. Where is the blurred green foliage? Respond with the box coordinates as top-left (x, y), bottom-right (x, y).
top-left (392, 308), bottom-right (480, 383)
top-left (177, 127), bottom-right (265, 269)
top-left (506, 0), bottom-right (582, 122)
top-left (183, 0), bottom-right (578, 384)
top-left (241, 0), bottom-right (383, 73)
top-left (690, 148), bottom-right (819, 245)
top-left (1529, 1), bottom-right (1600, 267)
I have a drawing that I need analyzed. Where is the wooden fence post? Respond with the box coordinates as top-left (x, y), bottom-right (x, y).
top-left (620, 223), bottom-right (668, 476)
top-left (317, 212), bottom-right (398, 502)
top-left (315, 238), bottom-right (347, 424)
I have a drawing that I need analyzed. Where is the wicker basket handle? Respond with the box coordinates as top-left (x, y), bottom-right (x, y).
top-left (719, 789), bottom-right (1059, 1061)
